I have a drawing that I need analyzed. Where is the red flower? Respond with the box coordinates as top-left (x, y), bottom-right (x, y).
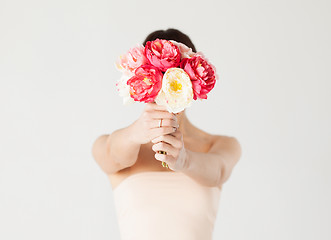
top-left (127, 65), bottom-right (163, 103)
top-left (144, 39), bottom-right (181, 72)
top-left (180, 54), bottom-right (217, 100)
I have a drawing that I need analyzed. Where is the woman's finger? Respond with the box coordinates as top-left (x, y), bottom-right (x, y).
top-left (151, 134), bottom-right (182, 149)
top-left (152, 141), bottom-right (177, 157)
top-left (149, 126), bottom-right (177, 140)
top-left (154, 153), bottom-right (176, 164)
top-left (171, 130), bottom-right (182, 139)
top-left (149, 118), bottom-right (179, 129)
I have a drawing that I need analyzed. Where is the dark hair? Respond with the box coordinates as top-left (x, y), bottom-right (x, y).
top-left (142, 28), bottom-right (197, 52)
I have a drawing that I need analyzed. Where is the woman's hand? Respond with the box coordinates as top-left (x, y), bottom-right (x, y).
top-left (130, 102), bottom-right (179, 145)
top-left (151, 130), bottom-right (188, 172)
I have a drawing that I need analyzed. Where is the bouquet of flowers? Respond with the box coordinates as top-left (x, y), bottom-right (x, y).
top-left (115, 38), bottom-right (219, 113)
top-left (115, 39), bottom-right (218, 168)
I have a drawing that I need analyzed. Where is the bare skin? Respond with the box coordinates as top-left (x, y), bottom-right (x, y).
top-left (92, 103), bottom-right (242, 190)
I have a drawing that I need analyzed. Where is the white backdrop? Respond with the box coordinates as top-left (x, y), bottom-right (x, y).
top-left (1, 0), bottom-right (330, 239)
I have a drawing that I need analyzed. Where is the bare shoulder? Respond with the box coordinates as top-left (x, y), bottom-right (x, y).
top-left (195, 127), bottom-right (240, 149)
top-left (209, 134), bottom-right (242, 160)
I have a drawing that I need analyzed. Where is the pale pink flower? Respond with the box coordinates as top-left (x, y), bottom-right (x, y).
top-left (170, 40), bottom-right (195, 59)
top-left (115, 44), bottom-right (148, 75)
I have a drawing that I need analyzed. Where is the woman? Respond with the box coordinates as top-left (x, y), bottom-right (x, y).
top-left (92, 28), bottom-right (242, 240)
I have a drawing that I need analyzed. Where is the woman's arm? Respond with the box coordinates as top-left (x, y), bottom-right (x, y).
top-left (152, 133), bottom-right (242, 188)
top-left (91, 123), bottom-right (141, 175)
top-left (184, 136), bottom-right (242, 188)
top-left (92, 103), bottom-right (178, 175)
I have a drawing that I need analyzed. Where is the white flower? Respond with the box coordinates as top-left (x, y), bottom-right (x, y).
top-left (170, 40), bottom-right (195, 59)
top-left (155, 68), bottom-right (193, 113)
top-left (115, 73), bottom-right (134, 105)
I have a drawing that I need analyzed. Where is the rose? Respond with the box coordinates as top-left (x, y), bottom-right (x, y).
top-left (145, 39), bottom-right (181, 72)
top-left (115, 44), bottom-right (148, 75)
top-left (180, 53), bottom-right (217, 100)
top-left (155, 68), bottom-right (193, 113)
top-left (170, 40), bottom-right (195, 59)
top-left (127, 65), bottom-right (163, 103)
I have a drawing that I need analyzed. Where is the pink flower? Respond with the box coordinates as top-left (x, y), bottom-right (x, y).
top-left (127, 65), bottom-right (163, 103)
top-left (145, 39), bottom-right (181, 72)
top-left (116, 44), bottom-right (148, 75)
top-left (170, 40), bottom-right (195, 59)
top-left (180, 53), bottom-right (218, 100)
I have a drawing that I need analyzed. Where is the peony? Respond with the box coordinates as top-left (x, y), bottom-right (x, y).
top-left (145, 39), bottom-right (181, 72)
top-left (127, 65), bottom-right (163, 103)
top-left (170, 40), bottom-right (195, 59)
top-left (180, 53), bottom-right (217, 100)
top-left (115, 44), bottom-right (148, 75)
top-left (116, 73), bottom-right (135, 105)
top-left (155, 68), bottom-right (193, 113)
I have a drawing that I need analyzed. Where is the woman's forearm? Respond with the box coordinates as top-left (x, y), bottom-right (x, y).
top-left (108, 121), bottom-right (142, 165)
top-left (92, 121), bottom-right (141, 174)
top-left (92, 103), bottom-right (179, 175)
top-left (181, 137), bottom-right (241, 188)
top-left (181, 149), bottom-right (223, 188)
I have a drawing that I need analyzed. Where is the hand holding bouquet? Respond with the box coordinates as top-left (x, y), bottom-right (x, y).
top-left (115, 39), bottom-right (219, 168)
